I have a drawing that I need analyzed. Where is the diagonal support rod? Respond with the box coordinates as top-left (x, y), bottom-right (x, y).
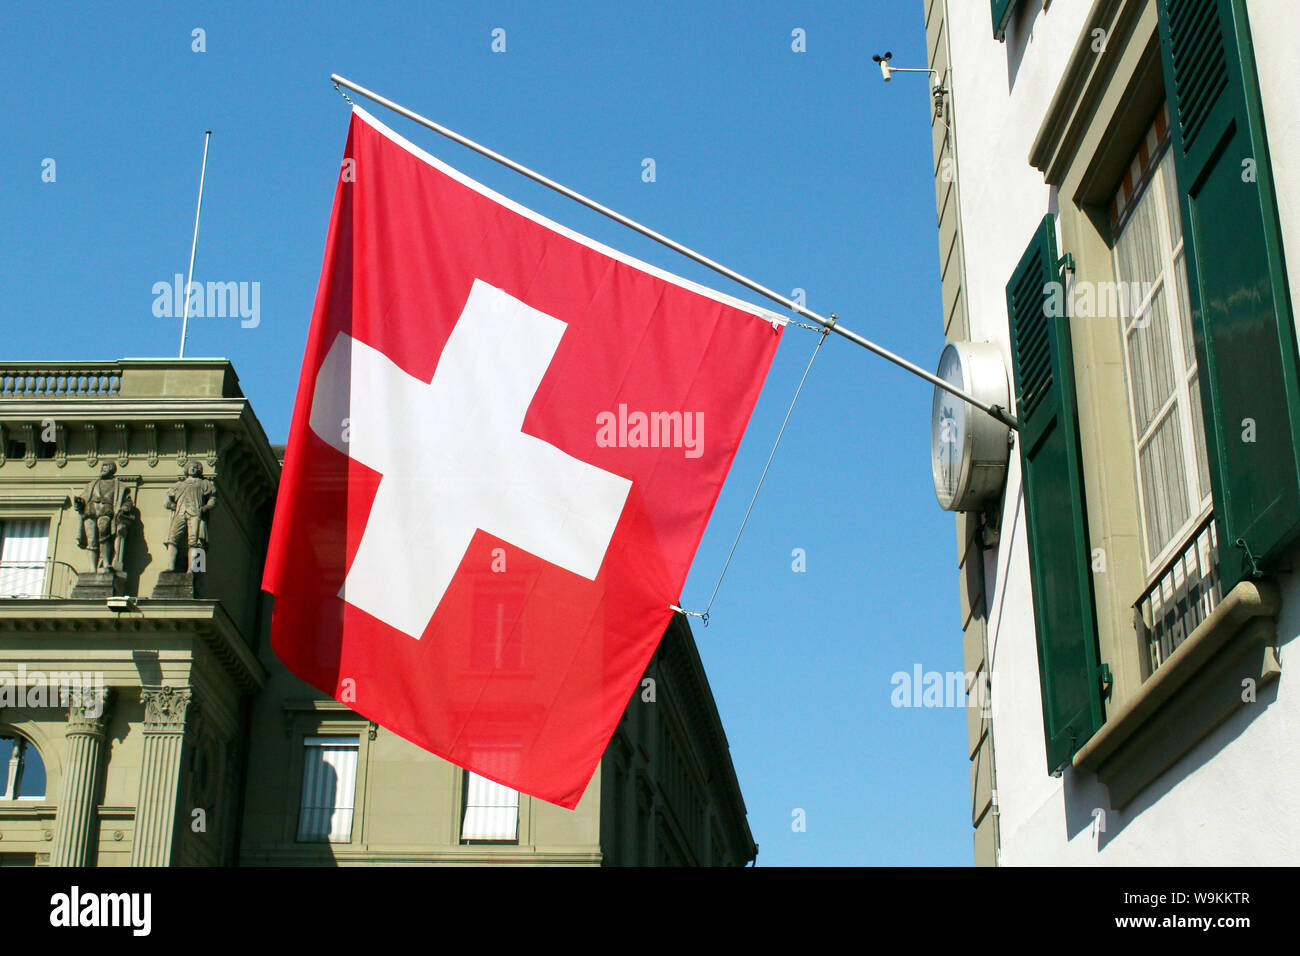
top-left (329, 73), bottom-right (1018, 431)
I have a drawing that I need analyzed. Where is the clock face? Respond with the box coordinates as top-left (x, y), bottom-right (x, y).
top-left (932, 344), bottom-right (968, 511)
top-left (929, 341), bottom-right (1011, 512)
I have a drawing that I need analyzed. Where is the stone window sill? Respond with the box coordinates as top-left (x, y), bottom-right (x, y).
top-left (1073, 580), bottom-right (1282, 809)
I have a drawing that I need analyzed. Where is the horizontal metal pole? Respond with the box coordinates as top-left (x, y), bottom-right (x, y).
top-left (329, 73), bottom-right (1018, 431)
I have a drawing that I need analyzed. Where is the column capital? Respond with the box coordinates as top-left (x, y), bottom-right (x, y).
top-left (65, 688), bottom-right (113, 737)
top-left (141, 686), bottom-right (193, 733)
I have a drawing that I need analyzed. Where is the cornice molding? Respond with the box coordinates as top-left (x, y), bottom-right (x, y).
top-left (0, 600), bottom-right (266, 692)
top-left (0, 400), bottom-right (280, 490)
top-left (1029, 0), bottom-right (1148, 185)
top-left (0, 412), bottom-right (279, 518)
top-left (0, 398), bottom-right (250, 418)
top-left (656, 615), bottom-right (756, 855)
top-left (0, 494), bottom-right (71, 507)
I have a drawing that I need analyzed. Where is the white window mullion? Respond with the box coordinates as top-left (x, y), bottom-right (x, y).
top-left (1155, 158), bottom-right (1213, 530)
top-left (3, 738), bottom-right (20, 800)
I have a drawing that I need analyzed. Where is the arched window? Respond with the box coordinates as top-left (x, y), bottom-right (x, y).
top-left (0, 734), bottom-right (46, 800)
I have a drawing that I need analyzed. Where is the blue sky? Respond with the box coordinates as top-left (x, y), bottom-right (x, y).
top-left (2, 1), bottom-right (973, 865)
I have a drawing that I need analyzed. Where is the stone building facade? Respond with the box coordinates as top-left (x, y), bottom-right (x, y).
top-left (0, 359), bottom-right (755, 866)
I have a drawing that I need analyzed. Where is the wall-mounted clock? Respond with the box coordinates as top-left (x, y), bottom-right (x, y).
top-left (931, 342), bottom-right (1011, 512)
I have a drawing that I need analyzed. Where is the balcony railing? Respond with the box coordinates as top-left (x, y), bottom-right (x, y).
top-left (0, 560), bottom-right (79, 599)
top-left (0, 365), bottom-right (123, 398)
top-left (1134, 513), bottom-right (1222, 677)
top-left (0, 359), bottom-right (243, 401)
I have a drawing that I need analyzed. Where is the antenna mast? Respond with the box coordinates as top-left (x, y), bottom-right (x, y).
top-left (179, 130), bottom-right (212, 358)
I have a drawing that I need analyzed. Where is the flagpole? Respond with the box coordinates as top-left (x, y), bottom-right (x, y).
top-left (179, 130), bottom-right (212, 359)
top-left (328, 74), bottom-right (1018, 431)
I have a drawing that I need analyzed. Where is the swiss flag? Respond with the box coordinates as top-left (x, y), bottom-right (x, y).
top-left (264, 107), bottom-right (783, 808)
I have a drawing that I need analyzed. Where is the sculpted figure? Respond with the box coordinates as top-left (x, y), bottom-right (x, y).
top-left (164, 460), bottom-right (217, 572)
top-left (74, 462), bottom-right (136, 573)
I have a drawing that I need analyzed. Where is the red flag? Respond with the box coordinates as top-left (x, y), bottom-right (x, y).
top-left (264, 107), bottom-right (783, 808)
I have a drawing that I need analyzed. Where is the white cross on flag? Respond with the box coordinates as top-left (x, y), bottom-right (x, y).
top-left (264, 107), bottom-right (783, 808)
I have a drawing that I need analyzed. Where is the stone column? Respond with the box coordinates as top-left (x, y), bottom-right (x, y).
top-left (129, 686), bottom-right (193, 867)
top-left (50, 688), bottom-right (113, 867)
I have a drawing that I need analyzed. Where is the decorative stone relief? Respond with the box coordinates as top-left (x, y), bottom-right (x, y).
top-left (115, 422), bottom-right (129, 467)
top-left (20, 424), bottom-right (36, 468)
top-left (142, 686), bottom-right (192, 733)
top-left (144, 422), bottom-right (159, 468)
top-left (65, 687), bottom-right (113, 736)
top-left (203, 423), bottom-right (218, 467)
top-left (83, 423), bottom-right (98, 466)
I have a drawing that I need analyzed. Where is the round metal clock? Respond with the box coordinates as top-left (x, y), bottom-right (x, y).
top-left (931, 342), bottom-right (1012, 512)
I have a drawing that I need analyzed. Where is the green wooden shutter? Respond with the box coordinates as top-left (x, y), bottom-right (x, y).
top-left (1158, 0), bottom-right (1300, 591)
top-left (992, 0), bottom-right (1017, 42)
top-left (1007, 215), bottom-right (1106, 774)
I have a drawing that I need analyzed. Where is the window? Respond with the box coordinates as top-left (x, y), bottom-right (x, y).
top-left (296, 735), bottom-right (359, 842)
top-left (1112, 109), bottom-right (1212, 573)
top-left (1, 734), bottom-right (47, 800)
top-left (460, 771), bottom-right (519, 843)
top-left (471, 582), bottom-right (526, 671)
top-left (0, 519), bottom-right (50, 599)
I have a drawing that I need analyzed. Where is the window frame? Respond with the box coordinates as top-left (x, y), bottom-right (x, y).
top-left (295, 733), bottom-right (362, 844)
top-left (459, 768), bottom-right (521, 845)
top-left (0, 733), bottom-right (47, 801)
top-left (281, 704), bottom-right (374, 850)
top-left (0, 516), bottom-right (54, 599)
top-left (1110, 134), bottom-right (1214, 578)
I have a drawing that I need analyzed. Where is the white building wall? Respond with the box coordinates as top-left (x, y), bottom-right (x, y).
top-left (1246, 0), bottom-right (1300, 347)
top-left (944, 0), bottom-right (1300, 865)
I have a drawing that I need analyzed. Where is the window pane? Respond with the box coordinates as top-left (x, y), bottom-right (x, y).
top-left (297, 736), bottom-right (359, 842)
top-left (0, 520), bottom-right (50, 598)
top-left (1116, 183), bottom-right (1163, 292)
top-left (0, 737), bottom-right (15, 799)
top-left (1188, 372), bottom-right (1212, 504)
top-left (1126, 286), bottom-right (1177, 435)
top-left (0, 736), bottom-right (44, 800)
top-left (1174, 252), bottom-right (1195, 369)
top-left (461, 771), bottom-right (520, 842)
top-left (1160, 149), bottom-right (1184, 249)
top-left (1113, 110), bottom-right (1211, 574)
top-left (1140, 409), bottom-right (1192, 557)
top-left (15, 742), bottom-right (44, 799)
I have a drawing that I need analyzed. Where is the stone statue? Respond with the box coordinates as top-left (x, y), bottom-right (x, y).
top-left (164, 460), bottom-right (216, 572)
top-left (73, 462), bottom-right (136, 573)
